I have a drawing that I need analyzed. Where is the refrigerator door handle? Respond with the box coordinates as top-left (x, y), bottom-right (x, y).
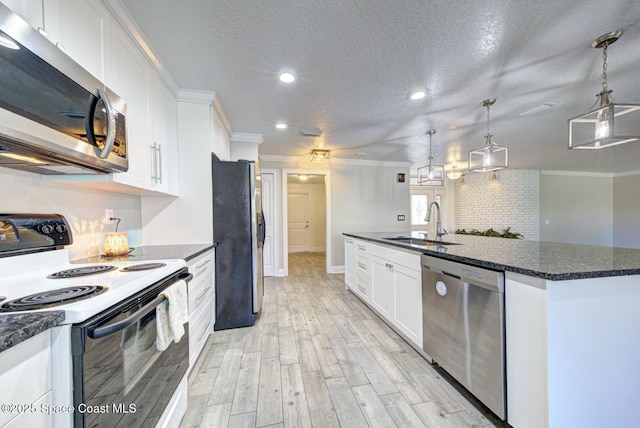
top-left (258, 212), bottom-right (266, 244)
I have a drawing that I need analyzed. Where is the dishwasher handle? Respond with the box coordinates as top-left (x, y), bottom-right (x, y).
top-left (441, 270), bottom-right (461, 280)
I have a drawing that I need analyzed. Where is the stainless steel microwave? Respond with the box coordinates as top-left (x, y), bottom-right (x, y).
top-left (0, 3), bottom-right (128, 175)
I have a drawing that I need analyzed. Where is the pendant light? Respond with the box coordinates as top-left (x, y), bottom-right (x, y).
top-left (417, 130), bottom-right (444, 186)
top-left (568, 30), bottom-right (640, 149)
top-left (469, 98), bottom-right (508, 172)
top-left (446, 165), bottom-right (463, 180)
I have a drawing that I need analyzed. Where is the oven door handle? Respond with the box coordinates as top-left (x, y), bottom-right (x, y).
top-left (87, 272), bottom-right (193, 339)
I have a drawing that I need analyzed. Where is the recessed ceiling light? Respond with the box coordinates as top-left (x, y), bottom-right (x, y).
top-left (275, 121), bottom-right (288, 129)
top-left (279, 71), bottom-right (296, 84)
top-left (409, 90), bottom-right (426, 101)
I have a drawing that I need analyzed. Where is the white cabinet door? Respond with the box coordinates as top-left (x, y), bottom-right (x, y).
top-left (150, 73), bottom-right (178, 195)
top-left (1, 0), bottom-right (44, 30)
top-left (371, 255), bottom-right (394, 318)
top-left (393, 264), bottom-right (422, 347)
top-left (45, 0), bottom-right (111, 81)
top-left (107, 22), bottom-right (153, 192)
top-left (344, 238), bottom-right (355, 288)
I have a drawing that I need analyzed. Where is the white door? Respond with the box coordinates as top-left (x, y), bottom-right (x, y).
top-left (288, 193), bottom-right (310, 253)
top-left (261, 172), bottom-right (275, 276)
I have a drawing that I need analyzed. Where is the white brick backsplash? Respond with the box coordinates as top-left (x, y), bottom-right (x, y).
top-left (455, 170), bottom-right (540, 240)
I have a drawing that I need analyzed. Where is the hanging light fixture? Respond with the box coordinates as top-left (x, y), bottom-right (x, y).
top-left (446, 165), bottom-right (463, 180)
top-left (417, 130), bottom-right (444, 186)
top-left (469, 98), bottom-right (508, 172)
top-left (568, 30), bottom-right (640, 149)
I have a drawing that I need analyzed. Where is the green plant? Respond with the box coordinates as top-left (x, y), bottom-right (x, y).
top-left (455, 227), bottom-right (523, 239)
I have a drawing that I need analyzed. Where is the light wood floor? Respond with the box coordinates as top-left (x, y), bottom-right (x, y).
top-left (180, 252), bottom-right (505, 428)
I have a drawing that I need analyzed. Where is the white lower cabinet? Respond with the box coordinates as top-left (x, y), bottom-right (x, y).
top-left (392, 263), bottom-right (422, 346)
top-left (371, 255), bottom-right (394, 318)
top-left (344, 238), bottom-right (356, 288)
top-left (186, 249), bottom-right (215, 368)
top-left (0, 331), bottom-right (52, 428)
top-left (344, 237), bottom-right (423, 348)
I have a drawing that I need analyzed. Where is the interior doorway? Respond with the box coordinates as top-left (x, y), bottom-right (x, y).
top-left (282, 169), bottom-right (331, 276)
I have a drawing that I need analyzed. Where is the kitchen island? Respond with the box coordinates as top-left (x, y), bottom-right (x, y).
top-left (344, 232), bottom-right (640, 428)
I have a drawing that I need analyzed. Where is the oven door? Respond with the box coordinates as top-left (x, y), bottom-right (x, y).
top-left (70, 269), bottom-right (192, 428)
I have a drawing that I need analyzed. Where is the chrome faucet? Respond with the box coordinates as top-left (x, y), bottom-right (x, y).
top-left (425, 201), bottom-right (447, 241)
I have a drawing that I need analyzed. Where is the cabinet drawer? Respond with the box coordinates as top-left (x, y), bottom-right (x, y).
top-left (188, 273), bottom-right (213, 315)
top-left (356, 253), bottom-right (370, 277)
top-left (189, 298), bottom-right (213, 365)
top-left (354, 273), bottom-right (371, 302)
top-left (187, 250), bottom-right (214, 283)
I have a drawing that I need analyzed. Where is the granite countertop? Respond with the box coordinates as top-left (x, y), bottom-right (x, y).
top-left (344, 232), bottom-right (640, 281)
top-left (75, 243), bottom-right (216, 264)
top-left (0, 311), bottom-right (65, 353)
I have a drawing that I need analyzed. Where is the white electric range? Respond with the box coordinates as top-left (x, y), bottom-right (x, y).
top-left (0, 214), bottom-right (190, 428)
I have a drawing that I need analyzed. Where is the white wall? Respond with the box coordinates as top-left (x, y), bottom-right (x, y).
top-left (288, 182), bottom-right (326, 251)
top-left (0, 169), bottom-right (141, 260)
top-left (540, 172), bottom-right (613, 246)
top-left (455, 170), bottom-right (540, 240)
top-left (613, 174), bottom-right (640, 249)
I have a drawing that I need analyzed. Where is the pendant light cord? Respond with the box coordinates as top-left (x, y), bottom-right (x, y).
top-left (602, 43), bottom-right (609, 93)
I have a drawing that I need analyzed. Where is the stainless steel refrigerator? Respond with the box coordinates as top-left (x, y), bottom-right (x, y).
top-left (212, 155), bottom-right (265, 330)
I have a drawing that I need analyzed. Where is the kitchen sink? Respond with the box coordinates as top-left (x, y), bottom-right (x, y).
top-left (383, 236), bottom-right (460, 246)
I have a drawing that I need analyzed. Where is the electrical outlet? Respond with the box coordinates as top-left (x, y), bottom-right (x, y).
top-left (397, 214), bottom-right (405, 221)
top-left (106, 209), bottom-right (114, 224)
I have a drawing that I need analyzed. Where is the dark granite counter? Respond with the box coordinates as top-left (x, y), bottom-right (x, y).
top-left (0, 311), bottom-right (65, 353)
top-left (75, 243), bottom-right (216, 264)
top-left (344, 232), bottom-right (640, 281)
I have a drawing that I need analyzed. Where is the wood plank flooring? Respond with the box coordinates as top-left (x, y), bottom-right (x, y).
top-left (180, 252), bottom-right (505, 428)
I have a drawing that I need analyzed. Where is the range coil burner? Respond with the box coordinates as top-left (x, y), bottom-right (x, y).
top-left (47, 265), bottom-right (117, 279)
top-left (120, 262), bottom-right (166, 272)
top-left (0, 285), bottom-right (107, 311)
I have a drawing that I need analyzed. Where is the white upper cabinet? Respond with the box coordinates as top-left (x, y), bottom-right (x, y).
top-left (2, 0), bottom-right (110, 81)
top-left (150, 73), bottom-right (179, 195)
top-left (45, 0), bottom-right (111, 81)
top-left (106, 21), bottom-right (153, 191)
top-left (1, 0), bottom-right (44, 30)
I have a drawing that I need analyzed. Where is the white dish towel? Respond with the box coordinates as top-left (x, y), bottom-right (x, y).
top-left (156, 279), bottom-right (188, 351)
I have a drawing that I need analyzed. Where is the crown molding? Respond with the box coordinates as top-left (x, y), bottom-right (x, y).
top-left (540, 170), bottom-right (615, 178)
top-left (103, 0), bottom-right (179, 95)
top-left (259, 154), bottom-right (412, 167)
top-left (177, 89), bottom-right (217, 104)
top-left (231, 133), bottom-right (264, 145)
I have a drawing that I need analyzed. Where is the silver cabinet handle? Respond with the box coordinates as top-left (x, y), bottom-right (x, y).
top-left (357, 262), bottom-right (367, 269)
top-left (385, 263), bottom-right (394, 269)
top-left (195, 259), bottom-right (211, 271)
top-left (156, 143), bottom-right (162, 184)
top-left (195, 287), bottom-right (212, 304)
top-left (150, 143), bottom-right (157, 180)
top-left (357, 245), bottom-right (366, 251)
top-left (357, 285), bottom-right (367, 294)
top-left (345, 238), bottom-right (353, 243)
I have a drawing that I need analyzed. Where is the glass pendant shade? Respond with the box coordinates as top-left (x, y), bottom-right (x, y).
top-left (469, 98), bottom-right (508, 172)
top-left (568, 30), bottom-right (640, 149)
top-left (417, 163), bottom-right (445, 185)
top-left (469, 135), bottom-right (509, 172)
top-left (568, 91), bottom-right (640, 149)
top-left (417, 130), bottom-right (444, 186)
top-left (446, 166), bottom-right (463, 180)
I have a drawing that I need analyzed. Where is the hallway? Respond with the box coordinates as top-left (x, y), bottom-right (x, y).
top-left (180, 252), bottom-right (502, 427)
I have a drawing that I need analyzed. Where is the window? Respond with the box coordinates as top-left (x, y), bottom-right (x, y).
top-left (411, 194), bottom-right (429, 226)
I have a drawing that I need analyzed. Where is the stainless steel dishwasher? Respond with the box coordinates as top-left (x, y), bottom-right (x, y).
top-left (421, 254), bottom-right (506, 420)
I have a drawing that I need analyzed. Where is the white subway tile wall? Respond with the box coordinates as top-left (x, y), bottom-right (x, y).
top-left (455, 170), bottom-right (540, 240)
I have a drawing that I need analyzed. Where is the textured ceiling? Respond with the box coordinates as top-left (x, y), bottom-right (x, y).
top-left (121, 0), bottom-right (640, 174)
